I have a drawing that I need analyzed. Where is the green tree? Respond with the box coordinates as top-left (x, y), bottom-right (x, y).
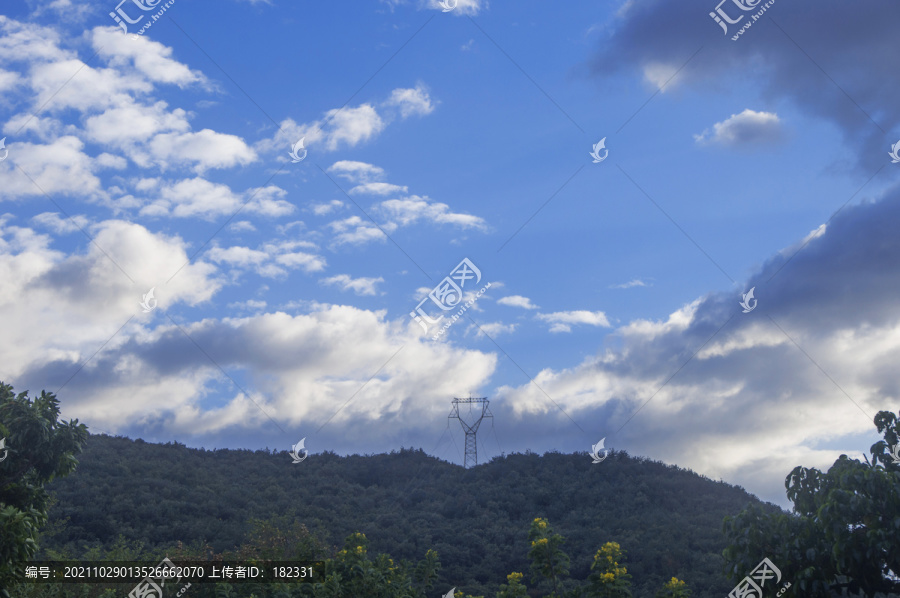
top-left (723, 409), bottom-right (900, 597)
top-left (527, 518), bottom-right (570, 597)
top-left (0, 382), bottom-right (88, 597)
top-left (654, 577), bottom-right (691, 598)
top-left (497, 572), bottom-right (528, 598)
top-left (586, 542), bottom-right (632, 598)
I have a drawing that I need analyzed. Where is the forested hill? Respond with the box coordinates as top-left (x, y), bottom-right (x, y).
top-left (43, 434), bottom-right (785, 598)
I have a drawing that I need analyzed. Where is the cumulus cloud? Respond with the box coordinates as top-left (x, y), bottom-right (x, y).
top-left (536, 310), bottom-right (612, 333)
top-left (498, 295), bottom-right (539, 309)
top-left (30, 212), bottom-right (91, 234)
top-left (0, 136), bottom-right (102, 199)
top-left (148, 129), bottom-right (257, 173)
top-left (311, 200), bottom-right (344, 216)
top-left (327, 161), bottom-right (385, 184)
top-left (327, 216), bottom-right (390, 246)
top-left (208, 240), bottom-right (325, 278)
top-left (495, 186), bottom-right (900, 504)
top-left (378, 196), bottom-right (487, 231)
top-left (473, 321), bottom-right (517, 337)
top-left (320, 274), bottom-right (385, 296)
top-left (138, 178), bottom-right (292, 220)
top-left (384, 84), bottom-right (435, 118)
top-left (0, 218), bottom-right (220, 386)
top-left (92, 27), bottom-right (207, 88)
top-left (258, 84), bottom-right (437, 158)
top-left (694, 109), bottom-right (783, 147)
top-left (349, 182), bottom-right (409, 196)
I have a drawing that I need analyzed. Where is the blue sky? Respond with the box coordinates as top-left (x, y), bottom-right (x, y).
top-left (1, 0), bottom-right (899, 507)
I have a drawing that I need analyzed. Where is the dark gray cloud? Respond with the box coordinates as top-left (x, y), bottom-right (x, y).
top-left (592, 0), bottom-right (900, 166)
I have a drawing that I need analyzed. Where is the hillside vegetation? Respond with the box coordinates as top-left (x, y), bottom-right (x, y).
top-left (35, 434), bottom-right (781, 597)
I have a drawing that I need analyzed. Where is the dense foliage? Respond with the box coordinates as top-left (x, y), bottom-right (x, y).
top-left (31, 433), bottom-right (780, 597)
top-left (11, 516), bottom-right (696, 598)
top-left (723, 410), bottom-right (900, 597)
top-left (0, 382), bottom-right (88, 597)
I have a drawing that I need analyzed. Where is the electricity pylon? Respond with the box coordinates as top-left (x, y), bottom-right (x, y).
top-left (448, 397), bottom-right (492, 468)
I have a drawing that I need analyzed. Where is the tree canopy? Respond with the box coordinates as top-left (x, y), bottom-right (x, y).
top-left (723, 409), bottom-right (900, 597)
top-left (0, 382), bottom-right (88, 597)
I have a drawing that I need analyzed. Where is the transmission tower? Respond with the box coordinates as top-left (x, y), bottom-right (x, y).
top-left (448, 397), bottom-right (492, 468)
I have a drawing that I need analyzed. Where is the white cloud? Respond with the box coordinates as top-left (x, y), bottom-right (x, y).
top-left (243, 186), bottom-right (295, 217)
top-left (139, 179), bottom-right (291, 219)
top-left (694, 109), bottom-right (783, 147)
top-left (92, 27), bottom-right (207, 88)
top-left (259, 84), bottom-right (438, 157)
top-left (143, 177), bottom-right (241, 219)
top-left (95, 153), bottom-right (128, 169)
top-left (327, 161), bottom-right (385, 184)
top-left (84, 99), bottom-right (190, 146)
top-left (320, 274), bottom-right (385, 296)
top-left (610, 278), bottom-right (650, 289)
top-left (642, 61), bottom-right (681, 92)
top-left (229, 299), bottom-right (267, 310)
top-left (149, 129), bottom-right (257, 172)
top-left (378, 196), bottom-right (487, 230)
top-left (208, 240), bottom-right (326, 278)
top-left (30, 58), bottom-right (152, 113)
top-left (328, 216), bottom-right (389, 246)
top-left (384, 85), bottom-right (435, 118)
top-left (0, 136), bottom-right (102, 199)
top-left (536, 310), bottom-right (611, 333)
top-left (349, 182), bottom-right (409, 196)
top-left (274, 251), bottom-right (327, 273)
top-left (311, 200), bottom-right (344, 216)
top-left (31, 212), bottom-right (91, 234)
top-left (229, 221), bottom-right (256, 233)
top-left (498, 295), bottom-right (539, 309)
top-left (473, 321), bottom-right (516, 337)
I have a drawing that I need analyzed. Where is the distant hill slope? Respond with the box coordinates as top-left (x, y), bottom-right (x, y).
top-left (43, 434), bottom-right (785, 598)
